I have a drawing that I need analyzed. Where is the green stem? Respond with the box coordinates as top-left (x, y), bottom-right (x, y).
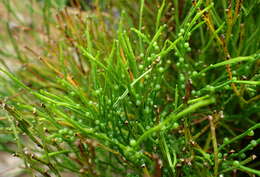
top-left (238, 165), bottom-right (260, 176)
top-left (139, 0), bottom-right (145, 53)
top-left (219, 123), bottom-right (260, 150)
top-left (134, 97), bottom-right (215, 148)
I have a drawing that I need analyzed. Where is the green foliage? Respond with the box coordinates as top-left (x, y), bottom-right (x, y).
top-left (0, 0), bottom-right (259, 176)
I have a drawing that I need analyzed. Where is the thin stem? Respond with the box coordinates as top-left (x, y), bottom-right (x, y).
top-left (219, 123), bottom-right (260, 150)
top-left (134, 97), bottom-right (215, 148)
top-left (209, 115), bottom-right (219, 176)
top-left (139, 0), bottom-right (145, 53)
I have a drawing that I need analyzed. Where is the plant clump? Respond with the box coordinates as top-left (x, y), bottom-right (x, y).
top-left (0, 0), bottom-right (259, 176)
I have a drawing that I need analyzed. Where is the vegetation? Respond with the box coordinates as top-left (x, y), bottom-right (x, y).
top-left (0, 0), bottom-right (259, 176)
